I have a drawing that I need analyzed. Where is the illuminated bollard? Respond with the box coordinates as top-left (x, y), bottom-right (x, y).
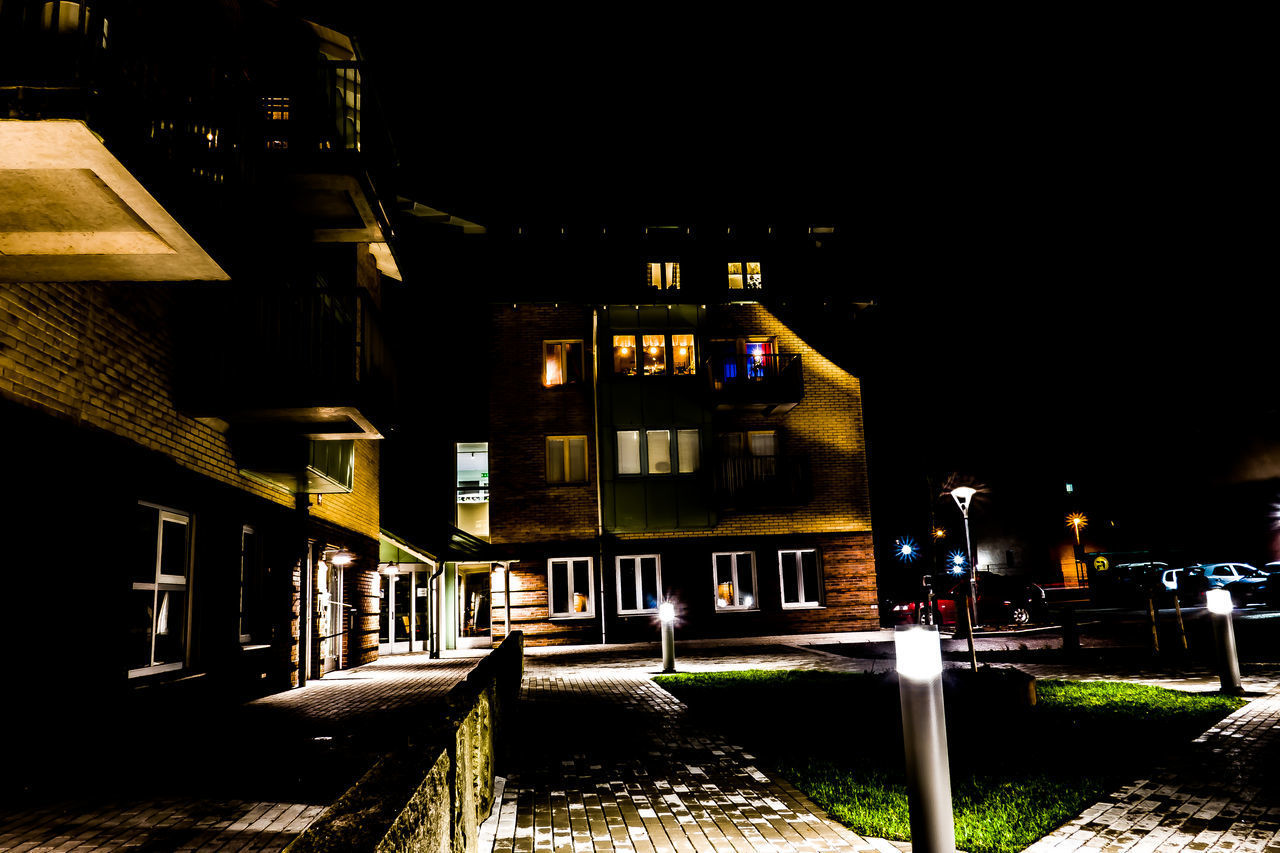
top-left (659, 601), bottom-right (676, 673)
top-left (1205, 589), bottom-right (1243, 695)
top-left (896, 626), bottom-right (956, 853)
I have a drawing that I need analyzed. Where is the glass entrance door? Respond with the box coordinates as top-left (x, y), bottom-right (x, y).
top-left (457, 566), bottom-right (491, 649)
top-left (317, 563), bottom-right (343, 673)
top-left (379, 567), bottom-right (431, 655)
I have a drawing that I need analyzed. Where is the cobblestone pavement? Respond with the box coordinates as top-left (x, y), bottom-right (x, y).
top-left (487, 640), bottom-right (900, 853)
top-left (0, 654), bottom-right (477, 853)
top-left (486, 634), bottom-right (1280, 853)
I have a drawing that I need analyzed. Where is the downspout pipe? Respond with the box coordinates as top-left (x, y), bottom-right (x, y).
top-left (592, 307), bottom-right (607, 646)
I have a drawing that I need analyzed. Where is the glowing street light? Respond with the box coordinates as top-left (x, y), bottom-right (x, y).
top-left (659, 601), bottom-right (676, 673)
top-left (1066, 513), bottom-right (1087, 544)
top-left (1205, 589), bottom-right (1243, 694)
top-left (895, 626), bottom-right (956, 853)
top-left (897, 537), bottom-right (919, 562)
top-left (950, 486), bottom-right (979, 672)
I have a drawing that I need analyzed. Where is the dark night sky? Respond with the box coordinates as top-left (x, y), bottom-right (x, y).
top-left (339, 5), bottom-right (1273, 497)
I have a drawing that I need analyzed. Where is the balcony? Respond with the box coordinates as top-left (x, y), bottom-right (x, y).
top-left (707, 353), bottom-right (804, 414)
top-left (714, 454), bottom-right (811, 509)
top-left (178, 285), bottom-right (397, 440)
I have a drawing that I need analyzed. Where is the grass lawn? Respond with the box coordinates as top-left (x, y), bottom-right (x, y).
top-left (654, 670), bottom-right (1246, 853)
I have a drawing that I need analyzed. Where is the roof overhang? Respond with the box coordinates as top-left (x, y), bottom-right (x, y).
top-left (0, 120), bottom-right (229, 282)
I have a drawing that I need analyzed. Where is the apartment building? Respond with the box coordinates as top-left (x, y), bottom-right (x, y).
top-left (0, 1), bottom-right (416, 750)
top-left (472, 231), bottom-right (877, 645)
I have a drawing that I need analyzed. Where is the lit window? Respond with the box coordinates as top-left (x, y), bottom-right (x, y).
top-left (713, 552), bottom-right (757, 611)
top-left (548, 557), bottom-right (594, 617)
top-left (677, 429), bottom-right (700, 473)
top-left (263, 96), bottom-right (291, 121)
top-left (546, 436), bottom-right (588, 483)
top-left (642, 334), bottom-right (666, 375)
top-left (543, 340), bottom-right (583, 387)
top-left (647, 261), bottom-right (680, 290)
top-left (40, 1), bottom-right (81, 33)
top-left (671, 334), bottom-right (695, 375)
top-left (779, 549), bottom-right (822, 608)
top-left (613, 335), bottom-right (637, 375)
top-left (728, 261), bottom-right (763, 290)
top-left (130, 503), bottom-right (191, 677)
top-left (617, 430), bottom-right (641, 475)
top-left (616, 555), bottom-right (662, 614)
top-left (646, 430), bottom-right (671, 474)
top-left (265, 138), bottom-right (289, 150)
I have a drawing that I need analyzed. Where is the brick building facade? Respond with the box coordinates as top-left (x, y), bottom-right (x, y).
top-left (0, 3), bottom-right (412, 765)
top-left (482, 256), bottom-right (877, 646)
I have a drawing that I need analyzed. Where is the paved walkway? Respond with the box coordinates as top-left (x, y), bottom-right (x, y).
top-left (4, 630), bottom-right (1279, 853)
top-left (0, 655), bottom-right (477, 853)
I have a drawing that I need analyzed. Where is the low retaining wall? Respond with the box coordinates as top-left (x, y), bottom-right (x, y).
top-left (284, 631), bottom-right (524, 853)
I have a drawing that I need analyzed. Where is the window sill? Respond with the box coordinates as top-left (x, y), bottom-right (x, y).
top-left (617, 610), bottom-right (659, 617)
top-left (780, 603), bottom-right (825, 611)
top-left (549, 614), bottom-right (596, 621)
top-left (240, 643), bottom-right (272, 652)
top-left (714, 608), bottom-right (760, 614)
top-left (127, 661), bottom-right (184, 679)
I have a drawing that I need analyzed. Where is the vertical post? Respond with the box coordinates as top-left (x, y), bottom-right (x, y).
top-left (659, 602), bottom-right (676, 673)
top-left (1206, 589), bottom-right (1243, 694)
top-left (504, 562), bottom-right (512, 639)
top-left (1172, 595), bottom-right (1188, 653)
top-left (1146, 595), bottom-right (1160, 656)
top-left (896, 626), bottom-right (956, 853)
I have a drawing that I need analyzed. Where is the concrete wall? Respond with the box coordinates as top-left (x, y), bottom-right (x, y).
top-left (285, 631), bottom-right (524, 853)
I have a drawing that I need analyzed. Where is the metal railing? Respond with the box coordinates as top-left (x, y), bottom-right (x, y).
top-left (714, 454), bottom-right (811, 507)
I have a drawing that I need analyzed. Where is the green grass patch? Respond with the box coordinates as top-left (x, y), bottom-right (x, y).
top-left (655, 671), bottom-right (1245, 853)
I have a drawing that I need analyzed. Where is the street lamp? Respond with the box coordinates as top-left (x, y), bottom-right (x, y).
top-left (895, 626), bottom-right (956, 853)
top-left (1065, 513), bottom-right (1087, 585)
top-left (659, 601), bottom-right (676, 673)
top-left (1205, 589), bottom-right (1243, 695)
top-left (950, 486), bottom-right (979, 671)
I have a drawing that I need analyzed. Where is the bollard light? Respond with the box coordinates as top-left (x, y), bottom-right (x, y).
top-left (895, 626), bottom-right (956, 853)
top-left (659, 600), bottom-right (676, 672)
top-left (1205, 588), bottom-right (1242, 694)
top-left (1205, 588), bottom-right (1233, 615)
top-left (895, 625), bottom-right (944, 682)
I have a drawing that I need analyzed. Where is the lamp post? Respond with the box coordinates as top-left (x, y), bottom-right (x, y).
top-left (949, 486), bottom-right (979, 671)
top-left (659, 601), bottom-right (676, 673)
top-left (1066, 513), bottom-right (1087, 585)
top-left (895, 626), bottom-right (956, 853)
top-left (1205, 589), bottom-right (1243, 695)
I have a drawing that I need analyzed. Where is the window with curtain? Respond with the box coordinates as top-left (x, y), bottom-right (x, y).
top-left (642, 334), bottom-right (666, 375)
top-left (544, 340), bottom-right (583, 387)
top-left (613, 335), bottom-right (637, 375)
top-left (546, 436), bottom-right (588, 483)
top-left (671, 334), bottom-right (695, 375)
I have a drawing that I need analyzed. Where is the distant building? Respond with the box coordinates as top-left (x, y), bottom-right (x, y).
top-left (423, 230), bottom-right (879, 647)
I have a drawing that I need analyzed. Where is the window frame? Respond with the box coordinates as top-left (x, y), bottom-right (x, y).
top-left (611, 331), bottom-right (698, 377)
top-left (615, 554), bottom-right (663, 615)
top-left (545, 435), bottom-right (589, 484)
top-left (547, 557), bottom-right (595, 619)
top-left (130, 501), bottom-right (192, 678)
top-left (712, 551), bottom-right (758, 612)
top-left (616, 427), bottom-right (700, 476)
top-left (647, 261), bottom-right (681, 290)
top-left (727, 260), bottom-right (763, 290)
top-left (238, 524), bottom-right (261, 645)
top-left (778, 548), bottom-right (823, 609)
top-left (542, 339), bottom-right (584, 388)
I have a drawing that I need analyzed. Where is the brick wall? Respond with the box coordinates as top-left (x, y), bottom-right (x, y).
top-left (489, 304), bottom-right (599, 546)
top-left (0, 282), bottom-right (379, 535)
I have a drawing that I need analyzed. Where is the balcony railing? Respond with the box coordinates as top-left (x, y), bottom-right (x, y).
top-left (707, 353), bottom-right (804, 412)
top-left (714, 454), bottom-right (810, 508)
top-left (178, 285), bottom-right (397, 437)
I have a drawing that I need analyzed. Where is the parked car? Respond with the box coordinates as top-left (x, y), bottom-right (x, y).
top-left (892, 572), bottom-right (1047, 627)
top-left (1096, 561), bottom-right (1171, 605)
top-left (1178, 563), bottom-right (1270, 606)
top-left (1160, 568), bottom-right (1183, 592)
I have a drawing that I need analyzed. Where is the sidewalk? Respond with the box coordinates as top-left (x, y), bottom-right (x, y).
top-left (0, 654), bottom-right (478, 853)
top-left (485, 633), bottom-right (1280, 853)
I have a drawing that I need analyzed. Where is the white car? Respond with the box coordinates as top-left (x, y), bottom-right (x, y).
top-left (1160, 568), bottom-right (1182, 591)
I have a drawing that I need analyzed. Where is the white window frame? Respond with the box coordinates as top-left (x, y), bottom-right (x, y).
top-left (647, 261), bottom-right (680, 290)
top-left (617, 427), bottom-right (699, 476)
top-left (615, 554), bottom-right (663, 615)
top-left (712, 551), bottom-right (758, 612)
top-left (778, 548), bottom-right (823, 609)
top-left (130, 502), bottom-right (192, 678)
top-left (238, 524), bottom-right (255, 644)
top-left (547, 557), bottom-right (595, 619)
top-left (546, 435), bottom-right (589, 484)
